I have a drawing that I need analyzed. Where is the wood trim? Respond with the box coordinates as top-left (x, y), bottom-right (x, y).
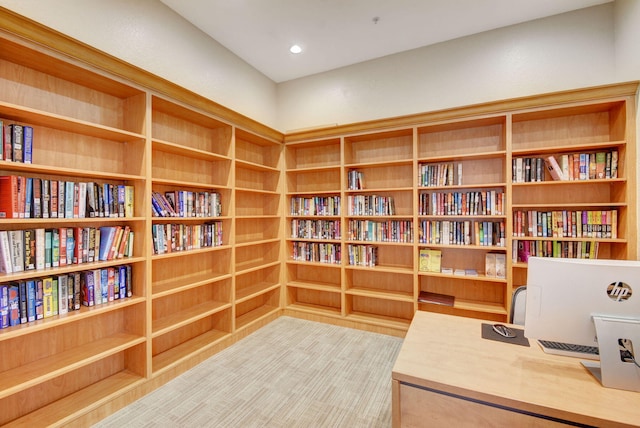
top-left (285, 81), bottom-right (640, 142)
top-left (0, 6), bottom-right (284, 143)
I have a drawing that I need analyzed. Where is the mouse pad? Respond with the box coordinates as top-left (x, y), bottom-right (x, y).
top-left (481, 323), bottom-right (530, 347)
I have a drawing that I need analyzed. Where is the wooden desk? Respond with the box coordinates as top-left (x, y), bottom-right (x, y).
top-left (392, 311), bottom-right (640, 427)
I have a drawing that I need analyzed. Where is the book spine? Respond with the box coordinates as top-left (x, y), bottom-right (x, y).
top-left (18, 281), bottom-right (28, 324)
top-left (10, 124), bottom-right (23, 163)
top-left (22, 125), bottom-right (33, 164)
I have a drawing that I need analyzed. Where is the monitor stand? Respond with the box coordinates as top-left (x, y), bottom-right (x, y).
top-left (581, 315), bottom-right (640, 392)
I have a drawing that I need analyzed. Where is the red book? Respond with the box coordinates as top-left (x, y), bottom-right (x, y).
top-left (0, 175), bottom-right (19, 218)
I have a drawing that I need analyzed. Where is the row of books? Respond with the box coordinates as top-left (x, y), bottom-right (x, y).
top-left (0, 175), bottom-right (134, 219)
top-left (540, 150), bottom-right (618, 182)
top-left (513, 209), bottom-right (617, 239)
top-left (151, 190), bottom-right (222, 218)
top-left (290, 196), bottom-right (341, 216)
top-left (418, 162), bottom-right (463, 187)
top-left (347, 169), bottom-right (366, 190)
top-left (290, 219), bottom-right (341, 240)
top-left (418, 220), bottom-right (506, 247)
top-left (418, 248), bottom-right (505, 278)
top-left (290, 242), bottom-right (341, 264)
top-left (512, 157), bottom-right (546, 183)
top-left (514, 239), bottom-right (599, 262)
top-left (347, 244), bottom-right (378, 267)
top-left (0, 226), bottom-right (133, 274)
top-left (0, 265), bottom-right (132, 329)
top-left (347, 194), bottom-right (396, 216)
top-left (1, 121), bottom-right (33, 163)
top-left (419, 190), bottom-right (504, 216)
top-left (347, 219), bottom-right (413, 243)
top-left (151, 222), bottom-right (223, 255)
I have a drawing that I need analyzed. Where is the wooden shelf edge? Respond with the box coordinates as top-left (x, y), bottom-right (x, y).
top-left (3, 371), bottom-right (145, 428)
top-left (0, 333), bottom-right (145, 399)
top-left (152, 301), bottom-right (232, 337)
top-left (152, 329), bottom-right (231, 375)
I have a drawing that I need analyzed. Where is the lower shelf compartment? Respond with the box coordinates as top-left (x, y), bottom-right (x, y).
top-left (152, 328), bottom-right (232, 374)
top-left (4, 370), bottom-right (145, 427)
top-left (235, 288), bottom-right (281, 330)
top-left (287, 286), bottom-right (341, 315)
top-left (152, 308), bottom-right (233, 374)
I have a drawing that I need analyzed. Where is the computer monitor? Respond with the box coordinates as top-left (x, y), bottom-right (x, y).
top-left (524, 257), bottom-right (640, 392)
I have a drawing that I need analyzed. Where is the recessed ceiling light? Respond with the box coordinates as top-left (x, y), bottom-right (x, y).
top-left (290, 44), bottom-right (302, 54)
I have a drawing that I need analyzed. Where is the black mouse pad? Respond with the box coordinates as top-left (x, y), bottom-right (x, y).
top-left (481, 323), bottom-right (530, 347)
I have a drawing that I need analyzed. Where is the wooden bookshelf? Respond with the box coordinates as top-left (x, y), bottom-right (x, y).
top-left (285, 85), bottom-right (637, 328)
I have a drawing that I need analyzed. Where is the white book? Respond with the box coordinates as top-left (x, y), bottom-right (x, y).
top-left (35, 228), bottom-right (45, 270)
top-left (0, 231), bottom-right (13, 274)
top-left (58, 275), bottom-right (69, 315)
top-left (78, 182), bottom-right (87, 218)
top-left (8, 230), bottom-right (24, 272)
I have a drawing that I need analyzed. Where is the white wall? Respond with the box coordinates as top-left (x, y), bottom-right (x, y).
top-left (277, 4), bottom-right (617, 132)
top-left (0, 0), bottom-right (279, 129)
top-left (613, 0), bottom-right (640, 254)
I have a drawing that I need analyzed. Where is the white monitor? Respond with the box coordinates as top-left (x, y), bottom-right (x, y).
top-left (524, 257), bottom-right (640, 392)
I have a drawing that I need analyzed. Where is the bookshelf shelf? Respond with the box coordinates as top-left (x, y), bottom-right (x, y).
top-left (151, 325), bottom-right (231, 375)
top-left (3, 371), bottom-right (145, 428)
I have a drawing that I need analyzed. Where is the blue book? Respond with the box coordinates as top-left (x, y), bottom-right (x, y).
top-left (82, 270), bottom-right (94, 306)
top-left (119, 266), bottom-right (127, 299)
top-left (100, 268), bottom-right (109, 301)
top-left (8, 284), bottom-right (20, 326)
top-left (22, 125), bottom-right (33, 164)
top-left (0, 285), bottom-right (9, 328)
top-left (98, 226), bottom-right (117, 261)
top-left (26, 280), bottom-right (36, 322)
top-left (66, 228), bottom-right (75, 265)
top-left (18, 280), bottom-right (28, 324)
top-left (24, 177), bottom-right (33, 218)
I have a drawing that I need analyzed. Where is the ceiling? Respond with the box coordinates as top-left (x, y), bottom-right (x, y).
top-left (160, 0), bottom-right (612, 83)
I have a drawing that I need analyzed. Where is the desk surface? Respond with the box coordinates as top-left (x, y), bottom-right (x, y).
top-left (392, 311), bottom-right (640, 427)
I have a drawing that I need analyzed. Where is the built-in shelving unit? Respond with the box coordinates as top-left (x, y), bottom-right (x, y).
top-left (284, 87), bottom-right (637, 329)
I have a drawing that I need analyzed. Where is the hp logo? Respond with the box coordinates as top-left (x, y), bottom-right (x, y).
top-left (607, 281), bottom-right (632, 302)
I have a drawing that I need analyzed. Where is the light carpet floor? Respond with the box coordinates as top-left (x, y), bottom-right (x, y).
top-left (93, 316), bottom-right (404, 428)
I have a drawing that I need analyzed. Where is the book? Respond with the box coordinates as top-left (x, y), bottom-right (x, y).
top-left (8, 284), bottom-right (20, 326)
top-left (22, 125), bottom-right (33, 164)
top-left (495, 253), bottom-right (506, 279)
top-left (418, 290), bottom-right (455, 306)
top-left (0, 119), bottom-right (4, 160)
top-left (26, 280), bottom-right (36, 322)
top-left (41, 179), bottom-right (50, 218)
top-left (0, 285), bottom-right (8, 328)
top-left (42, 277), bottom-right (54, 318)
top-left (418, 248), bottom-right (442, 272)
top-left (125, 185), bottom-right (135, 217)
top-left (544, 155), bottom-right (564, 181)
top-left (35, 228), bottom-right (45, 270)
top-left (0, 175), bottom-right (20, 218)
top-left (57, 274), bottom-right (68, 315)
top-left (8, 230), bottom-right (24, 272)
top-left (98, 226), bottom-right (118, 261)
top-left (34, 279), bottom-right (44, 320)
top-left (82, 270), bottom-right (95, 306)
top-left (10, 124), bottom-right (23, 162)
top-left (0, 230), bottom-right (13, 274)
top-left (485, 252), bottom-right (497, 277)
top-left (18, 281), bottom-right (28, 324)
top-left (2, 122), bottom-right (10, 161)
